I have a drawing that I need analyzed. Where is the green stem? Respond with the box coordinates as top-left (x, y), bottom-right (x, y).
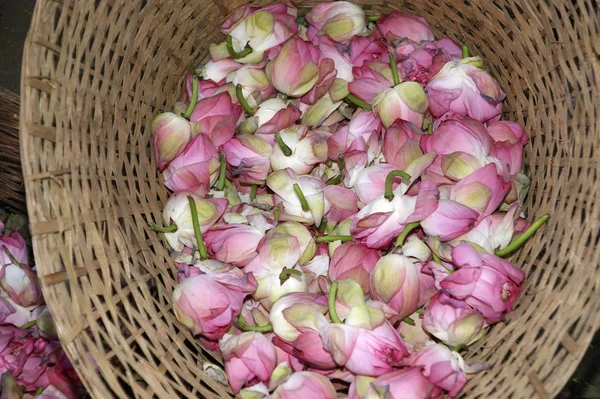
top-left (148, 223), bottom-right (178, 233)
top-left (318, 218), bottom-right (328, 233)
top-left (216, 152), bottom-right (227, 191)
top-left (326, 154), bottom-right (345, 186)
top-left (279, 268), bottom-right (302, 283)
top-left (403, 317), bottom-right (415, 326)
top-left (226, 35), bottom-right (253, 59)
top-left (34, 386), bottom-right (45, 396)
top-left (236, 84), bottom-right (254, 115)
top-left (428, 124), bottom-right (433, 135)
top-left (366, 15), bottom-right (380, 22)
top-left (328, 281), bottom-right (343, 324)
top-left (315, 235), bottom-right (354, 243)
top-left (384, 170), bottom-right (412, 201)
top-left (395, 222), bottom-right (420, 247)
top-left (250, 184), bottom-right (258, 201)
top-left (345, 94), bottom-right (372, 111)
top-left (388, 53), bottom-right (400, 86)
top-left (462, 44), bottom-right (470, 59)
top-left (21, 320), bottom-right (37, 330)
top-left (2, 246), bottom-right (21, 268)
top-left (432, 252), bottom-right (442, 265)
top-left (236, 313), bottom-right (273, 333)
top-left (187, 195), bottom-right (209, 261)
top-left (452, 344), bottom-right (467, 352)
top-left (296, 16), bottom-right (307, 26)
top-left (183, 76), bottom-right (199, 119)
top-left (275, 132), bottom-right (292, 156)
top-left (293, 183), bottom-right (310, 212)
top-left (495, 214), bottom-right (550, 257)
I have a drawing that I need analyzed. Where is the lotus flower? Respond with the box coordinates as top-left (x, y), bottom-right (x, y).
top-left (201, 59), bottom-right (242, 84)
top-left (270, 371), bottom-right (337, 399)
top-left (376, 11), bottom-right (435, 42)
top-left (348, 61), bottom-right (396, 104)
top-left (306, 1), bottom-right (366, 42)
top-left (152, 112), bottom-right (199, 171)
top-left (427, 58), bottom-right (506, 122)
top-left (269, 293), bottom-right (328, 342)
top-left (420, 199), bottom-right (480, 242)
top-left (320, 319), bottom-right (409, 376)
top-left (329, 242), bottom-right (381, 293)
top-left (360, 368), bottom-right (437, 399)
top-left (219, 332), bottom-right (278, 394)
top-left (0, 293), bottom-right (43, 329)
top-left (315, 35), bottom-right (355, 81)
top-left (189, 92), bottom-right (243, 147)
top-left (323, 186), bottom-right (359, 223)
top-left (223, 135), bottom-right (273, 184)
top-left (441, 243), bottom-right (525, 323)
top-left (244, 98), bottom-right (302, 139)
top-left (422, 292), bottom-right (487, 347)
top-left (0, 233), bottom-right (28, 267)
top-left (172, 262), bottom-right (257, 339)
top-left (179, 71), bottom-right (219, 103)
top-left (301, 93), bottom-right (343, 128)
top-left (227, 63), bottom-right (274, 106)
top-left (0, 262), bottom-right (41, 308)
top-left (327, 109), bottom-right (382, 162)
top-left (162, 192), bottom-right (228, 252)
top-left (354, 164), bottom-right (404, 204)
top-left (372, 82), bottom-right (428, 128)
top-left (397, 314), bottom-right (433, 353)
top-left (204, 224), bottom-right (264, 267)
top-left (347, 35), bottom-right (388, 68)
top-left (269, 125), bottom-right (330, 175)
top-left (162, 135), bottom-right (221, 196)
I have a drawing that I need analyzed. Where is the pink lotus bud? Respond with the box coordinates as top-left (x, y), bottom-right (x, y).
top-left (220, 332), bottom-right (278, 394)
top-left (249, 99), bottom-right (302, 139)
top-left (204, 224), bottom-right (264, 267)
top-left (408, 343), bottom-right (484, 397)
top-left (348, 375), bottom-right (376, 399)
top-left (1, 372), bottom-right (22, 399)
top-left (36, 307), bottom-right (58, 341)
top-left (0, 233), bottom-right (28, 267)
top-left (270, 371), bottom-right (337, 399)
top-left (179, 72), bottom-right (219, 103)
top-left (351, 179), bottom-right (440, 249)
top-left (228, 63), bottom-right (273, 103)
top-left (162, 192), bottom-right (228, 252)
top-left (383, 120), bottom-right (424, 169)
top-left (246, 9), bottom-right (297, 52)
top-left (427, 58), bottom-right (506, 122)
top-left (266, 37), bottom-right (323, 97)
top-left (342, 150), bottom-right (368, 189)
top-left (397, 314), bottom-right (433, 353)
top-left (376, 11), bottom-right (435, 42)
top-left (201, 59), bottom-right (242, 84)
top-left (442, 243), bottom-right (525, 323)
top-left (329, 242), bottom-right (381, 293)
top-left (254, 268), bottom-right (308, 308)
top-left (0, 293), bottom-right (43, 328)
top-left (189, 92), bottom-right (243, 147)
top-left (152, 112), bottom-right (198, 171)
top-left (421, 199), bottom-right (480, 242)
top-left (223, 135), bottom-right (273, 184)
top-left (493, 140), bottom-right (524, 176)
top-left (162, 135), bottom-right (220, 196)
top-left (348, 61), bottom-right (395, 103)
top-left (245, 233), bottom-right (302, 277)
top-left (270, 293), bottom-right (328, 342)
top-left (449, 163), bottom-right (511, 220)
top-left (396, 41), bottom-right (438, 85)
top-left (301, 93), bottom-right (343, 128)
top-left (320, 321), bottom-right (409, 376)
top-left (354, 164), bottom-right (403, 204)
top-left (486, 120), bottom-right (528, 145)
top-left (267, 168), bottom-right (330, 226)
top-left (172, 266), bottom-right (257, 339)
top-left (273, 330), bottom-right (336, 370)
top-left (0, 261), bottom-right (41, 308)
top-left (315, 36), bottom-right (355, 81)
top-left (270, 126), bottom-right (330, 175)
top-left (348, 35), bottom-right (388, 68)
top-left (323, 186), bottom-right (359, 223)
top-left (370, 254), bottom-right (421, 319)
top-left (422, 292), bottom-right (486, 347)
top-left (364, 368), bottom-right (436, 399)
top-left (267, 222), bottom-right (317, 265)
top-left (306, 2), bottom-right (366, 42)
top-left (372, 82), bottom-right (428, 128)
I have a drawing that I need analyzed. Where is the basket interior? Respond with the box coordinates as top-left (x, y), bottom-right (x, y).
top-left (19, 0), bottom-right (600, 398)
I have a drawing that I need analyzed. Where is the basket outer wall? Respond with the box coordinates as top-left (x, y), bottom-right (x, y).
top-left (20, 0), bottom-right (600, 398)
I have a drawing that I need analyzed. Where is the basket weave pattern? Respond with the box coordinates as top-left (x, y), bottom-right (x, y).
top-left (20, 0), bottom-right (599, 398)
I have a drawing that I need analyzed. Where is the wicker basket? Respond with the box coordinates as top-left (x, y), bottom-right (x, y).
top-left (20, 0), bottom-right (599, 398)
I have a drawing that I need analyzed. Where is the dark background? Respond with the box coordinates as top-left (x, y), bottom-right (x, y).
top-left (0, 0), bottom-right (597, 397)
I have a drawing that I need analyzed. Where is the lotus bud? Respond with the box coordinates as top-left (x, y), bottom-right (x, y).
top-left (253, 99), bottom-right (302, 140)
top-left (306, 1), bottom-right (366, 42)
top-left (204, 224), bottom-right (264, 267)
top-left (365, 368), bottom-right (436, 398)
top-left (301, 93), bottom-right (343, 128)
top-left (36, 307), bottom-right (59, 341)
top-left (201, 59), bottom-right (242, 84)
top-left (270, 371), bottom-right (337, 399)
top-left (372, 82), bottom-right (428, 128)
top-left (329, 242), bottom-right (381, 294)
top-left (376, 11), bottom-right (435, 42)
top-left (223, 135), bottom-right (273, 185)
top-left (0, 232), bottom-right (28, 267)
top-left (382, 120), bottom-right (424, 169)
top-left (240, 383), bottom-right (269, 399)
top-left (397, 313), bottom-right (433, 353)
top-left (270, 126), bottom-right (330, 175)
top-left (270, 293), bottom-right (328, 341)
top-left (189, 92), bottom-right (243, 147)
top-left (348, 375), bottom-right (376, 399)
top-left (152, 112), bottom-right (198, 171)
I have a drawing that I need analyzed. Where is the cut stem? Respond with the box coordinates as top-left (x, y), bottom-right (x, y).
top-left (2, 246), bottom-right (21, 268)
top-left (326, 154), bottom-right (345, 186)
top-left (495, 214), bottom-right (550, 257)
top-left (293, 183), bottom-right (310, 212)
top-left (366, 14), bottom-right (380, 22)
top-left (34, 387), bottom-right (45, 396)
top-left (403, 317), bottom-right (415, 326)
top-left (236, 313), bottom-right (273, 333)
top-left (187, 195), bottom-right (209, 261)
top-left (461, 44), bottom-right (470, 59)
top-left (328, 281), bottom-right (343, 324)
top-left (428, 124), bottom-right (433, 135)
top-left (183, 76), bottom-right (199, 119)
top-left (388, 53), bottom-right (400, 86)
top-left (148, 223), bottom-right (178, 233)
top-left (236, 84), bottom-right (254, 115)
top-left (384, 170), bottom-right (412, 201)
top-left (275, 132), bottom-right (292, 156)
top-left (318, 218), bottom-right (328, 233)
top-left (216, 152), bottom-right (227, 191)
top-left (432, 252), bottom-right (442, 265)
top-left (345, 94), bottom-right (372, 111)
top-left (250, 184), bottom-right (258, 201)
top-left (395, 222), bottom-right (420, 247)
top-left (226, 35), bottom-right (253, 59)
top-left (315, 235), bottom-right (354, 243)
top-left (279, 268), bottom-right (302, 283)
top-left (21, 320), bottom-right (37, 330)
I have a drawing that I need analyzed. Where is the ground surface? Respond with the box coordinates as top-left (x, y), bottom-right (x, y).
top-left (0, 0), bottom-right (597, 397)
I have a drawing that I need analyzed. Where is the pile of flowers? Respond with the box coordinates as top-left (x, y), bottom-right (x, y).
top-left (0, 213), bottom-right (84, 398)
top-left (151, 2), bottom-right (548, 397)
